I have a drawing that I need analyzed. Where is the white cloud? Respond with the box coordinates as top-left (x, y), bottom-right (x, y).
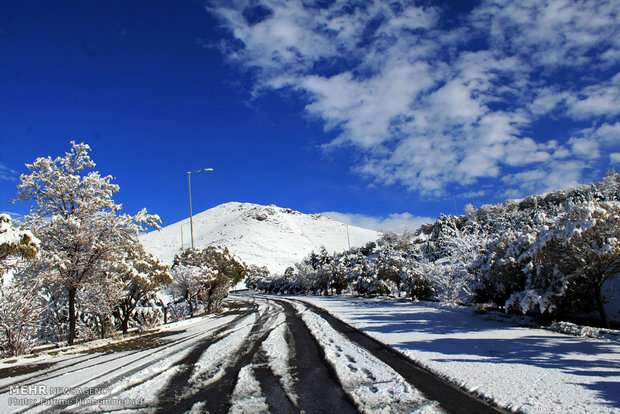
top-left (569, 137), bottom-right (600, 159)
top-left (471, 0), bottom-right (620, 68)
top-left (610, 153), bottom-right (620, 163)
top-left (211, 0), bottom-right (620, 198)
top-left (322, 211), bottom-right (433, 234)
top-left (592, 121), bottom-right (620, 145)
top-left (502, 160), bottom-right (587, 198)
top-left (0, 162), bottom-right (17, 182)
top-left (567, 120), bottom-right (620, 161)
top-left (566, 73), bottom-right (620, 119)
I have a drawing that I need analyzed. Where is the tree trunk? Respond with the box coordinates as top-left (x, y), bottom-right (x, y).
top-left (595, 284), bottom-right (608, 328)
top-left (100, 316), bottom-right (106, 339)
top-left (121, 313), bottom-right (130, 334)
top-left (187, 294), bottom-right (194, 318)
top-left (160, 303), bottom-right (168, 324)
top-left (68, 287), bottom-right (77, 345)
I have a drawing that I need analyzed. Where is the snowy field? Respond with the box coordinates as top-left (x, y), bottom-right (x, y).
top-left (292, 295), bottom-right (620, 414)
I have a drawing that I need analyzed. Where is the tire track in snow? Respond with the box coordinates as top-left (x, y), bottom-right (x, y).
top-left (228, 365), bottom-right (269, 414)
top-left (251, 307), bottom-right (298, 414)
top-left (17, 307), bottom-right (256, 414)
top-left (271, 299), bottom-right (359, 414)
top-left (291, 298), bottom-right (508, 414)
top-left (153, 300), bottom-right (279, 414)
top-left (289, 299), bottom-right (442, 413)
top-left (0, 331), bottom-right (206, 396)
top-left (0, 304), bottom-right (253, 395)
top-left (58, 309), bottom-right (256, 414)
top-left (78, 310), bottom-right (259, 412)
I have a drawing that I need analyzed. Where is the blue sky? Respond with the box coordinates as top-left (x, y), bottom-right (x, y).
top-left (1, 1), bottom-right (619, 232)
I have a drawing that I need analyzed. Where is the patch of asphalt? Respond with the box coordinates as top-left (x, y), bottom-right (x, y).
top-left (291, 298), bottom-right (509, 414)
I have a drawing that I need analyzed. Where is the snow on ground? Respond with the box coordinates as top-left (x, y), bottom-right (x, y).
top-left (0, 312), bottom-right (241, 413)
top-left (294, 296), bottom-right (620, 414)
top-left (293, 300), bottom-right (443, 414)
top-left (140, 202), bottom-right (379, 272)
top-left (228, 365), bottom-right (269, 414)
top-left (79, 312), bottom-right (257, 412)
top-left (188, 313), bottom-right (256, 388)
top-left (260, 310), bottom-right (298, 406)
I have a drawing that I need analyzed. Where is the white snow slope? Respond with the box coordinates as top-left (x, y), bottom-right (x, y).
top-left (140, 202), bottom-right (379, 273)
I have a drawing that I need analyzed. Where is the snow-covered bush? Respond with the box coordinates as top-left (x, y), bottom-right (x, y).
top-left (113, 245), bottom-right (171, 334)
top-left (171, 264), bottom-right (213, 317)
top-left (172, 246), bottom-right (245, 316)
top-left (245, 265), bottom-right (271, 290)
top-left (0, 215), bottom-right (38, 258)
top-left (506, 200), bottom-right (620, 326)
top-left (81, 273), bottom-right (124, 339)
top-left (0, 280), bottom-right (42, 357)
top-left (0, 214), bottom-right (39, 278)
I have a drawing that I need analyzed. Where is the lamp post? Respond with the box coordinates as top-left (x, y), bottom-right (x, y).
top-left (346, 223), bottom-right (351, 250)
top-left (187, 167), bottom-right (215, 249)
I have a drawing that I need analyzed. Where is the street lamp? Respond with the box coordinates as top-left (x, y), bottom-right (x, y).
top-left (187, 167), bottom-right (215, 249)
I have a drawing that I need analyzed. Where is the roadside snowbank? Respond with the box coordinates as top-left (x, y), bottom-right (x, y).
top-left (294, 296), bottom-right (620, 414)
top-left (296, 301), bottom-right (443, 414)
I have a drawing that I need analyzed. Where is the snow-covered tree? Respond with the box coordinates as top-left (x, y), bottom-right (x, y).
top-left (17, 142), bottom-right (160, 344)
top-left (80, 272), bottom-right (124, 339)
top-left (113, 245), bottom-right (171, 334)
top-left (246, 265), bottom-right (270, 290)
top-left (0, 214), bottom-right (39, 277)
top-left (173, 247), bottom-right (245, 313)
top-left (171, 263), bottom-right (216, 317)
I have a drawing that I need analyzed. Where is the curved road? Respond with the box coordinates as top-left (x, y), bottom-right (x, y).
top-left (0, 294), bottom-right (505, 414)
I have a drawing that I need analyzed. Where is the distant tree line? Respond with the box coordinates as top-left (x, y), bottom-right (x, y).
top-left (248, 173), bottom-right (620, 328)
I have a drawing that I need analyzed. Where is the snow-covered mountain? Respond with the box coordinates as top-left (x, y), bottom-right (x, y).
top-left (140, 202), bottom-right (380, 273)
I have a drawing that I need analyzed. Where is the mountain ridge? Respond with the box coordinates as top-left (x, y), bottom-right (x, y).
top-left (140, 201), bottom-right (380, 273)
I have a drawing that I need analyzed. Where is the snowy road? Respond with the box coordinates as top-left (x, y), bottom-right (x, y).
top-left (0, 295), bottom-right (502, 413)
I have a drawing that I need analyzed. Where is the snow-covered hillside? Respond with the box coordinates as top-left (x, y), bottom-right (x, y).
top-left (140, 202), bottom-right (380, 273)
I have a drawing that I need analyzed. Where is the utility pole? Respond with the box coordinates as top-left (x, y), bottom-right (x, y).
top-left (187, 172), bottom-right (194, 249)
top-left (186, 167), bottom-right (215, 250)
top-left (346, 223), bottom-right (351, 250)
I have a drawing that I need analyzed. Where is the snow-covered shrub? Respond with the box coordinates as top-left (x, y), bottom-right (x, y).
top-left (171, 264), bottom-right (212, 317)
top-left (508, 200), bottom-right (620, 326)
top-left (172, 246), bottom-right (244, 316)
top-left (38, 285), bottom-right (69, 343)
top-left (249, 173), bottom-right (620, 328)
top-left (245, 265), bottom-right (271, 290)
top-left (401, 261), bottom-right (435, 301)
top-left (0, 281), bottom-right (42, 357)
top-left (113, 245), bottom-right (171, 334)
top-left (80, 272), bottom-right (127, 339)
top-left (134, 307), bottom-right (163, 331)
